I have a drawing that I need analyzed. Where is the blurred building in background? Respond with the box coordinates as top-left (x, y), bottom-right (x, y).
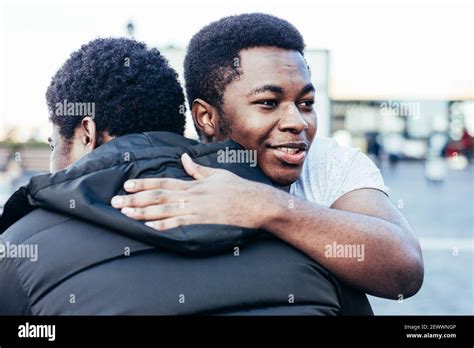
top-left (331, 100), bottom-right (473, 170)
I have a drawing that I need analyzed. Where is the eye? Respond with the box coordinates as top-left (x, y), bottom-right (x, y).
top-left (256, 100), bottom-right (278, 109)
top-left (298, 100), bottom-right (315, 110)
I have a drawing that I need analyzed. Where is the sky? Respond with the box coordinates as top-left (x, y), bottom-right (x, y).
top-left (0, 0), bottom-right (472, 139)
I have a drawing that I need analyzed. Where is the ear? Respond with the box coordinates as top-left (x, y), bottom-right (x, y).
top-left (191, 98), bottom-right (219, 142)
top-left (79, 116), bottom-right (99, 150)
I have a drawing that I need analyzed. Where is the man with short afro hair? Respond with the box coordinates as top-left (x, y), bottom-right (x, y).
top-left (184, 13), bottom-right (305, 140)
top-left (47, 37), bottom-right (186, 141)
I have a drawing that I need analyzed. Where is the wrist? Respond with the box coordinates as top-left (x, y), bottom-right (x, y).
top-left (259, 184), bottom-right (291, 232)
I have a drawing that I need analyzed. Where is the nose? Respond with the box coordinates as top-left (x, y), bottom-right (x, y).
top-left (277, 103), bottom-right (309, 134)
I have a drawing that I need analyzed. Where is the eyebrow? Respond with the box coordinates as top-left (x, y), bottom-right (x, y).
top-left (246, 83), bottom-right (315, 98)
top-left (246, 84), bottom-right (284, 97)
top-left (298, 83), bottom-right (316, 98)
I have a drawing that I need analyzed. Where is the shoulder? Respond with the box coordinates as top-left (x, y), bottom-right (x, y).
top-left (306, 136), bottom-right (342, 157)
top-left (291, 137), bottom-right (355, 206)
top-left (302, 136), bottom-right (363, 181)
top-left (293, 137), bottom-right (389, 206)
top-left (304, 137), bottom-right (361, 174)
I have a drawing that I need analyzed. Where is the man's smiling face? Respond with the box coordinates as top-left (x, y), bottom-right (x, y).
top-left (218, 46), bottom-right (317, 186)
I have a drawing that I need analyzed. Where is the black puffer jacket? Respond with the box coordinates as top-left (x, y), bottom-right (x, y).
top-left (0, 132), bottom-right (373, 315)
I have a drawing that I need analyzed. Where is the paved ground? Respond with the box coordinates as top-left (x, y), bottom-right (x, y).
top-left (368, 161), bottom-right (473, 315)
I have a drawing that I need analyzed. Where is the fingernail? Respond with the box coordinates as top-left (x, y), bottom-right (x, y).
top-left (124, 181), bottom-right (135, 190)
top-left (111, 196), bottom-right (124, 206)
top-left (121, 207), bottom-right (135, 215)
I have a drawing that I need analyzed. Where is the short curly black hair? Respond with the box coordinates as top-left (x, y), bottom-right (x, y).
top-left (47, 37), bottom-right (186, 140)
top-left (184, 13), bottom-right (305, 137)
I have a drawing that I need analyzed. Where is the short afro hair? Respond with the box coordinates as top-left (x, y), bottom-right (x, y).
top-left (47, 37), bottom-right (186, 140)
top-left (184, 13), bottom-right (305, 136)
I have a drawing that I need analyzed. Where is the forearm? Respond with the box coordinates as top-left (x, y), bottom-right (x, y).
top-left (258, 185), bottom-right (423, 299)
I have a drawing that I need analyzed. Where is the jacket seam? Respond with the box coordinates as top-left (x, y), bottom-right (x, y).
top-left (20, 217), bottom-right (74, 244)
top-left (142, 132), bottom-right (154, 146)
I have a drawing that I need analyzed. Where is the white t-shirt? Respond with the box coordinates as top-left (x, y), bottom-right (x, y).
top-left (290, 137), bottom-right (390, 207)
